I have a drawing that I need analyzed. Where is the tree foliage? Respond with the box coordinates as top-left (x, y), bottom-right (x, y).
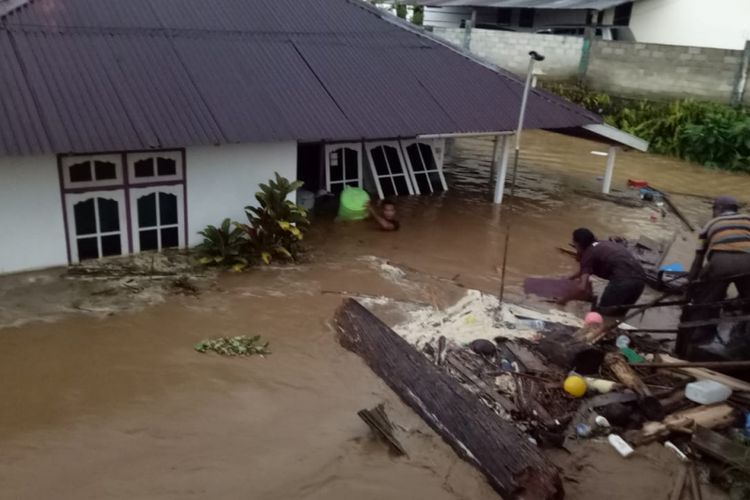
top-left (544, 82), bottom-right (750, 173)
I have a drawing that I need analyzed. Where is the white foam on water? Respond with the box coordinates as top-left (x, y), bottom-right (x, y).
top-left (393, 289), bottom-right (583, 348)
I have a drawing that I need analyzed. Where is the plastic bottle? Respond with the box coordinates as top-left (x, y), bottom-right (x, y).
top-left (519, 319), bottom-right (546, 331)
top-left (615, 335), bottom-right (630, 349)
top-left (608, 434), bottom-right (635, 458)
top-left (685, 380), bottom-right (732, 404)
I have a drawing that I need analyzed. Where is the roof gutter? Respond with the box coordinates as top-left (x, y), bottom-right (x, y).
top-left (418, 131), bottom-right (513, 139)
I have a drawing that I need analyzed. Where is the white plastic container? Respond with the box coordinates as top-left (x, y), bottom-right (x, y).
top-left (608, 434), bottom-right (635, 458)
top-left (685, 380), bottom-right (732, 405)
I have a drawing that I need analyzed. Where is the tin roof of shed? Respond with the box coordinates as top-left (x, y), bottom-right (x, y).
top-left (417, 1), bottom-right (630, 9)
top-left (0, 0), bottom-right (601, 156)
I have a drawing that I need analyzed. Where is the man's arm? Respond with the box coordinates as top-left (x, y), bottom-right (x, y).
top-left (557, 273), bottom-right (591, 305)
top-left (367, 203), bottom-right (397, 231)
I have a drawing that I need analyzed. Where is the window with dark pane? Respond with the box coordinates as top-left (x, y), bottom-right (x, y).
top-left (418, 143), bottom-right (438, 171)
top-left (77, 237), bottom-right (99, 260)
top-left (329, 150), bottom-right (344, 182)
top-left (330, 183), bottom-right (344, 196)
top-left (161, 228), bottom-right (179, 249)
top-left (69, 161), bottom-right (92, 183)
top-left (159, 192), bottom-right (178, 225)
top-left (429, 172), bottom-right (445, 192)
top-left (415, 173), bottom-right (431, 194)
top-left (100, 235), bottom-right (122, 257)
top-left (393, 176), bottom-right (409, 195)
top-left (371, 147), bottom-right (389, 176)
top-left (384, 147), bottom-right (404, 174)
top-left (94, 161), bottom-right (117, 181)
top-left (156, 157), bottom-right (177, 176)
top-left (97, 198), bottom-right (120, 233)
top-left (137, 193), bottom-right (157, 228)
top-left (406, 144), bottom-right (425, 172)
top-left (381, 178), bottom-right (396, 197)
top-left (134, 158), bottom-right (155, 178)
top-left (139, 230), bottom-right (159, 251)
top-left (344, 149), bottom-right (358, 180)
top-left (73, 199), bottom-right (97, 235)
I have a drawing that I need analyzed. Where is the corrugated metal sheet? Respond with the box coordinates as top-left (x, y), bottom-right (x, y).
top-left (416, 0), bottom-right (630, 9)
top-left (0, 0), bottom-right (601, 156)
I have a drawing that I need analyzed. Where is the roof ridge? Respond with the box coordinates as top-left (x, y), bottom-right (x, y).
top-left (0, 0), bottom-right (31, 20)
top-left (349, 0), bottom-right (601, 125)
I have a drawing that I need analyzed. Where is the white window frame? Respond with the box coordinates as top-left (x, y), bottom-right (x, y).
top-left (129, 185), bottom-right (186, 252)
top-left (61, 154), bottom-right (124, 190)
top-left (324, 143), bottom-right (362, 193)
top-left (65, 190), bottom-right (128, 263)
top-left (365, 141), bottom-right (415, 199)
top-left (127, 151), bottom-right (183, 185)
top-left (400, 139), bottom-right (448, 195)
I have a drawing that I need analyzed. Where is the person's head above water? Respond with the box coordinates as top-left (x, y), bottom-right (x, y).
top-left (712, 195), bottom-right (739, 217)
top-left (572, 228), bottom-right (597, 253)
top-left (382, 199), bottom-right (397, 221)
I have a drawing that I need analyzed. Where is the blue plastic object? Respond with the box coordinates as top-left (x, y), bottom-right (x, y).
top-left (660, 262), bottom-right (685, 272)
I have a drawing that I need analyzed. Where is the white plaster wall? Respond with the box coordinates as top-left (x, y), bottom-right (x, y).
top-left (630, 0), bottom-right (750, 50)
top-left (0, 155), bottom-right (68, 273)
top-left (185, 141), bottom-right (297, 247)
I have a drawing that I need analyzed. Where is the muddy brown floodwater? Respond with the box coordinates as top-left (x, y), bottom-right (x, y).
top-left (2, 132), bottom-right (748, 499)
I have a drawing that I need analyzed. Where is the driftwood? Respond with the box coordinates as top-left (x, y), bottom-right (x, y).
top-left (357, 404), bottom-right (407, 456)
top-left (658, 354), bottom-right (750, 392)
top-left (536, 331), bottom-right (604, 374)
top-left (692, 426), bottom-right (750, 475)
top-left (627, 404), bottom-right (735, 446)
top-left (604, 353), bottom-right (650, 396)
top-left (335, 299), bottom-right (563, 500)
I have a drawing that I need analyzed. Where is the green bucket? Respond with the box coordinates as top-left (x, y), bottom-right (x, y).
top-left (338, 186), bottom-right (370, 221)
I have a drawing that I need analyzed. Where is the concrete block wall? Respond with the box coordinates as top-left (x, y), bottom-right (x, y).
top-left (432, 27), bottom-right (749, 104)
top-left (587, 41), bottom-right (741, 103)
top-left (433, 27), bottom-right (582, 79)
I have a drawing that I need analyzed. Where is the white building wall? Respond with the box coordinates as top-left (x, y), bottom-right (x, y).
top-left (630, 0), bottom-right (750, 50)
top-left (0, 155), bottom-right (68, 274)
top-left (185, 141), bottom-right (297, 247)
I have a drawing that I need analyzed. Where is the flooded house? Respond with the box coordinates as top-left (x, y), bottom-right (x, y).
top-left (0, 0), bottom-right (637, 275)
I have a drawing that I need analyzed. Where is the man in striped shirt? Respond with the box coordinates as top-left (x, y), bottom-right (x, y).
top-left (686, 195), bottom-right (750, 343)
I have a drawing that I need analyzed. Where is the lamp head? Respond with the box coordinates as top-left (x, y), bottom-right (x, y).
top-left (529, 51), bottom-right (545, 62)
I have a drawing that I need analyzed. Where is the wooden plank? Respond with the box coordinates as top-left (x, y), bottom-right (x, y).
top-left (358, 404), bottom-right (407, 456)
top-left (692, 426), bottom-right (750, 475)
top-left (335, 299), bottom-right (563, 500)
top-left (445, 354), bottom-right (516, 414)
top-left (523, 277), bottom-right (582, 300)
top-left (629, 404), bottom-right (735, 445)
top-left (505, 342), bottom-right (549, 373)
top-left (658, 354), bottom-right (750, 392)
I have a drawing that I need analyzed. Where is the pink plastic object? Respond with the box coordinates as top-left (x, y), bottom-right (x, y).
top-left (584, 312), bottom-right (604, 325)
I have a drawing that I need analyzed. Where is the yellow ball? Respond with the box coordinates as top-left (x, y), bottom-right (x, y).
top-left (564, 375), bottom-right (588, 398)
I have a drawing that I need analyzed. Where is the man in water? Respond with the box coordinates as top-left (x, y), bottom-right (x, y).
top-left (685, 195), bottom-right (750, 343)
top-left (367, 199), bottom-right (400, 231)
top-left (559, 228), bottom-right (646, 317)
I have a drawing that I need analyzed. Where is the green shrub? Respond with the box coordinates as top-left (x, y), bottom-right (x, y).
top-left (197, 173), bottom-right (310, 270)
top-left (196, 218), bottom-right (248, 271)
top-left (237, 173), bottom-right (310, 265)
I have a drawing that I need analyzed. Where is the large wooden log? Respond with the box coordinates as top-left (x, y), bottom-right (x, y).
top-left (334, 299), bottom-right (563, 500)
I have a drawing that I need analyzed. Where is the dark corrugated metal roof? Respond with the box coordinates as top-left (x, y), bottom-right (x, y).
top-left (417, 0), bottom-right (630, 9)
top-left (0, 0), bottom-right (600, 156)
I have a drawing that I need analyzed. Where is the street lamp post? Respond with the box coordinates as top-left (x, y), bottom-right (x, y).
top-left (498, 51), bottom-right (545, 304)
